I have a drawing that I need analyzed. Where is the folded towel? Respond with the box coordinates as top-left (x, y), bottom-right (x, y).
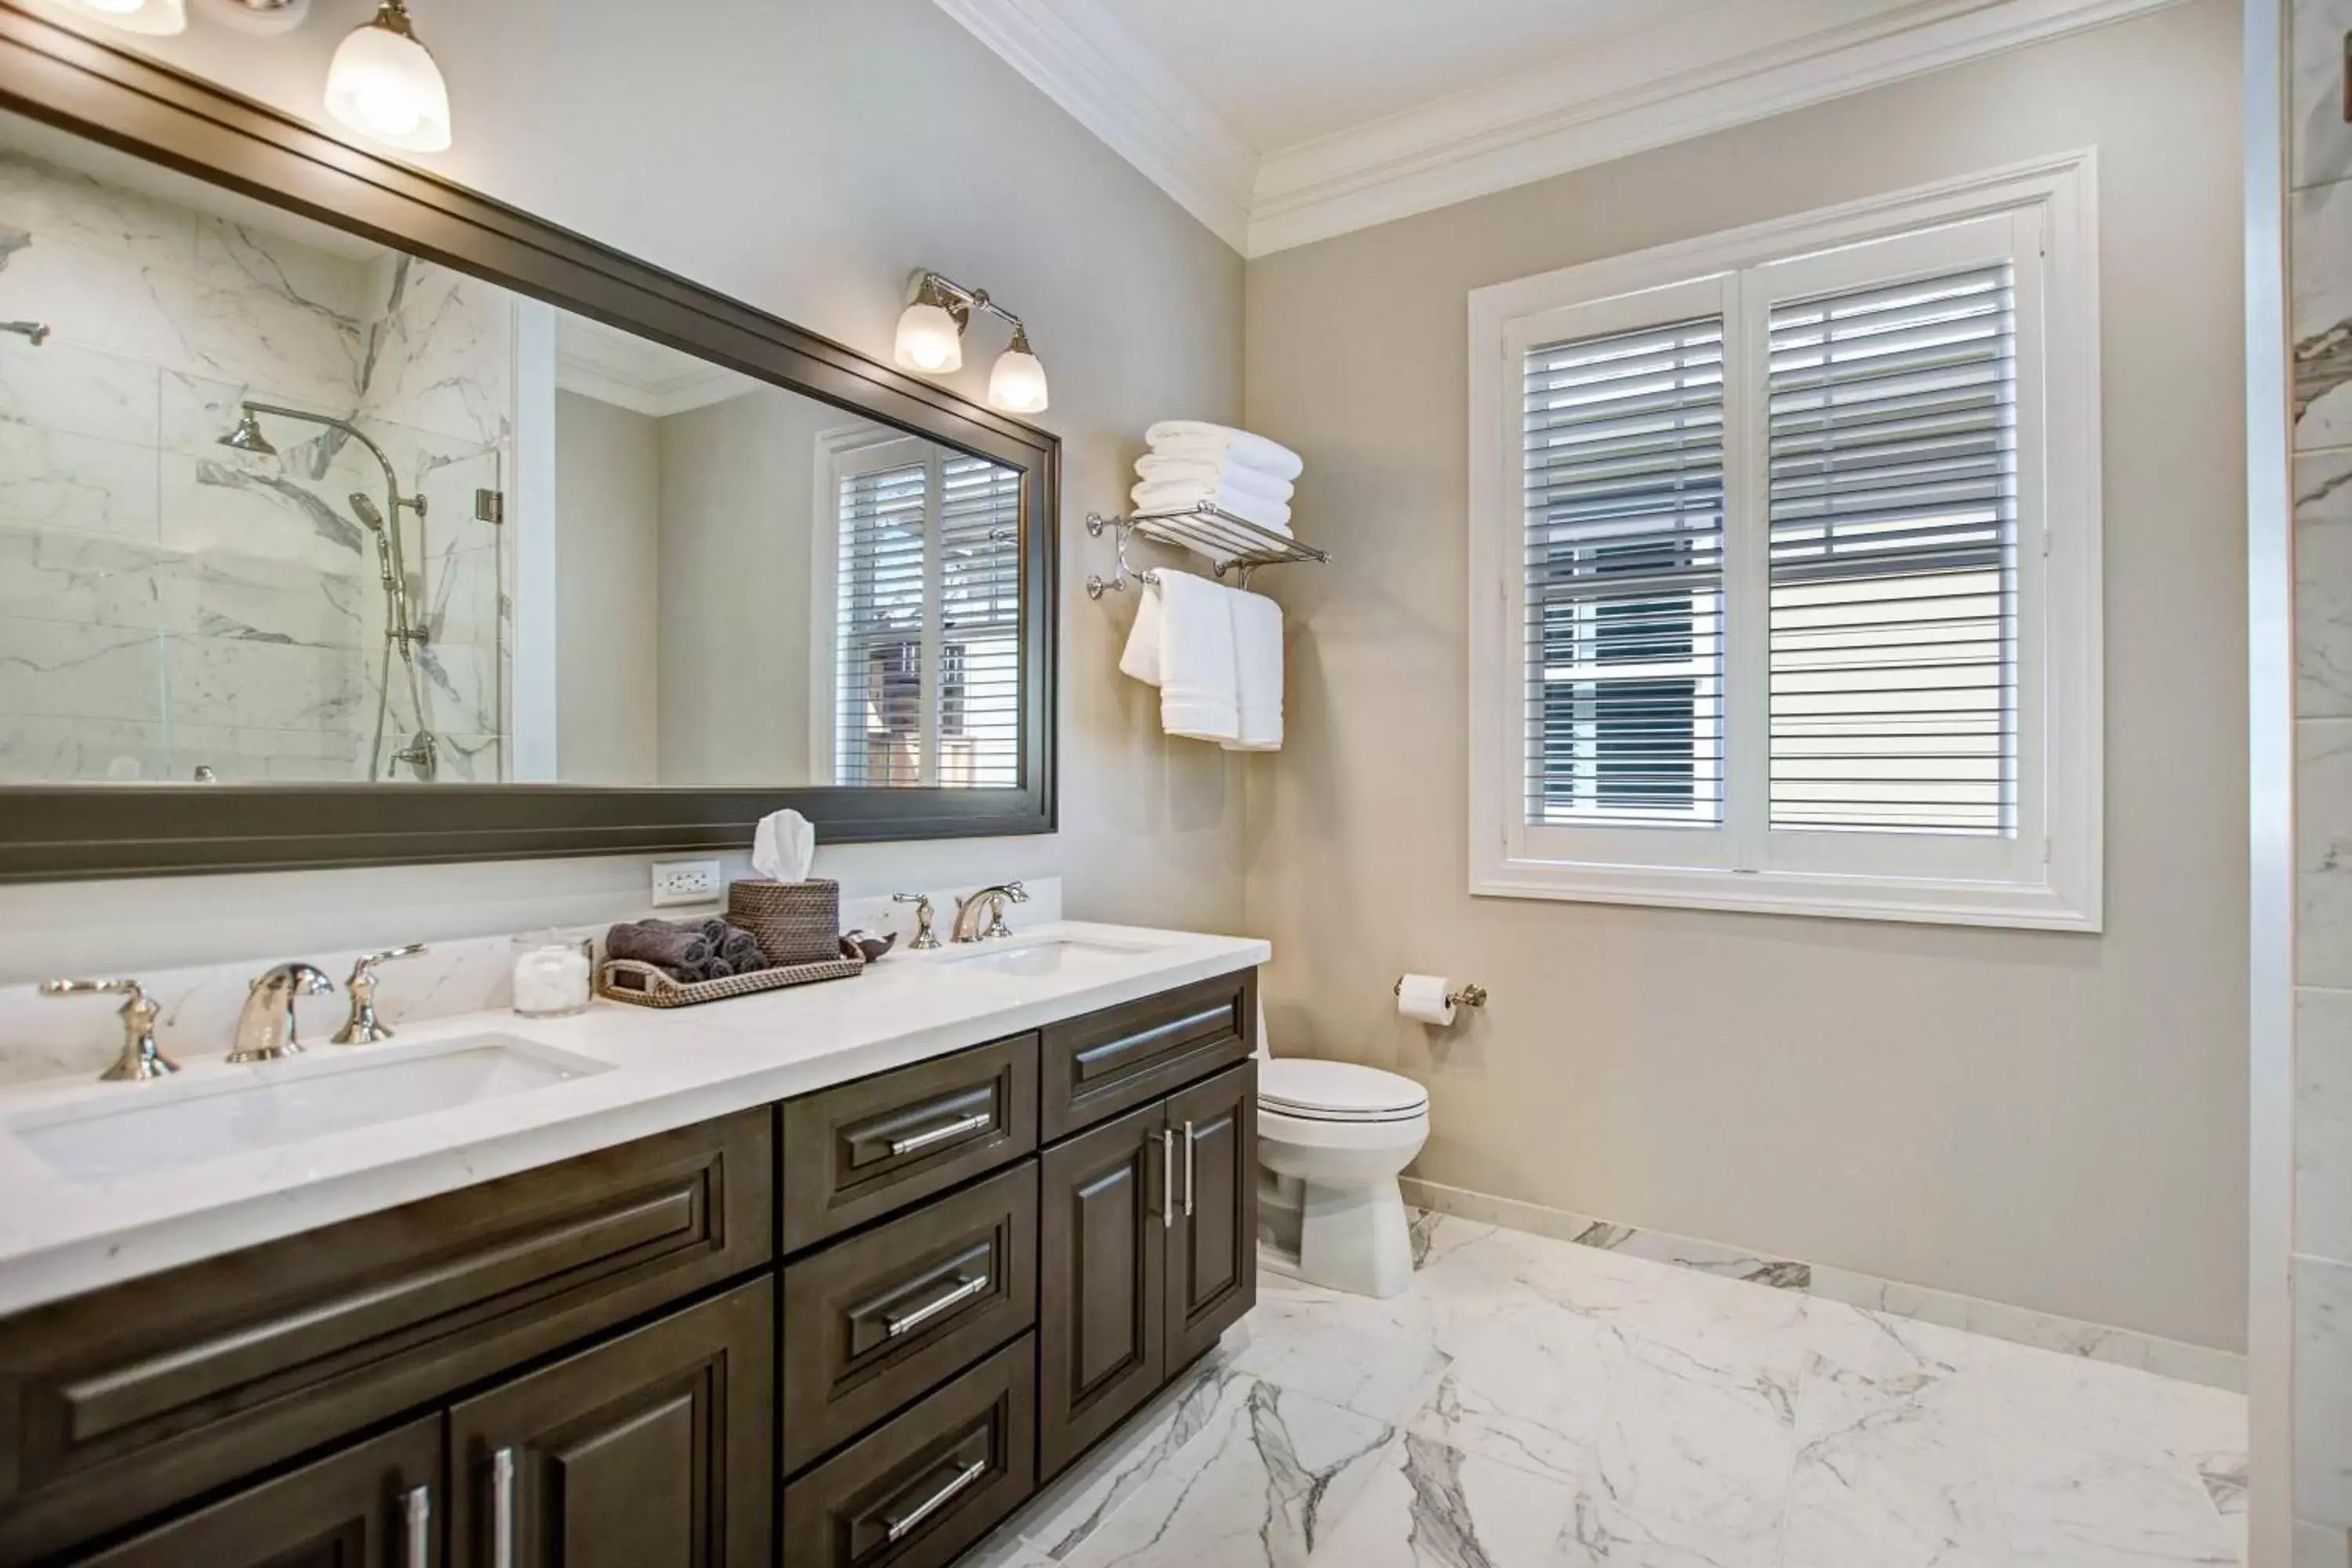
top-left (1120, 579), bottom-right (1163, 686)
top-left (1134, 453), bottom-right (1295, 506)
top-left (700, 919), bottom-right (770, 975)
top-left (1225, 588), bottom-right (1283, 753)
top-left (1131, 478), bottom-right (1292, 534)
top-left (1145, 421), bottom-right (1304, 481)
top-left (1154, 571), bottom-right (1239, 742)
top-left (608, 918), bottom-right (713, 980)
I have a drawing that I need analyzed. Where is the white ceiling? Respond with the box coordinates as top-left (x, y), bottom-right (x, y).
top-left (1087, 0), bottom-right (1722, 154)
top-left (935, 0), bottom-right (2189, 256)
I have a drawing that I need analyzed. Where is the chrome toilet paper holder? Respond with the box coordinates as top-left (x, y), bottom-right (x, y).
top-left (1392, 977), bottom-right (1488, 1010)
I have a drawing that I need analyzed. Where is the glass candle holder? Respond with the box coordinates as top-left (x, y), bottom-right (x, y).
top-left (510, 931), bottom-right (594, 1018)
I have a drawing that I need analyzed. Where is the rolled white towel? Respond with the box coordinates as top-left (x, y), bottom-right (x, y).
top-left (1223, 588), bottom-right (1283, 753)
top-left (1134, 452), bottom-right (1294, 506)
top-left (1131, 478), bottom-right (1291, 535)
top-left (1145, 421), bottom-right (1303, 481)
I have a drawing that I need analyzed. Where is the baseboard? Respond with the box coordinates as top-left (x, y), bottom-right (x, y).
top-left (1398, 1176), bottom-right (2245, 1394)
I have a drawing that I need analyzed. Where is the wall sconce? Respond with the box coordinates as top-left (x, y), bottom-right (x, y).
top-left (56, 0), bottom-right (187, 34)
top-left (894, 271), bottom-right (1050, 415)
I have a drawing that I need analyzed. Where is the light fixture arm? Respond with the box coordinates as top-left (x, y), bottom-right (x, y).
top-left (910, 270), bottom-right (1029, 345)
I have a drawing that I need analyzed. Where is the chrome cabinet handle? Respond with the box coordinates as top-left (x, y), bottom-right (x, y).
top-left (884, 1457), bottom-right (988, 1543)
top-left (491, 1447), bottom-right (517, 1568)
top-left (889, 1111), bottom-right (993, 1158)
top-left (1183, 1120), bottom-right (1196, 1218)
top-left (403, 1483), bottom-right (432, 1568)
top-left (885, 1273), bottom-right (990, 1338)
top-left (1161, 1129), bottom-right (1175, 1229)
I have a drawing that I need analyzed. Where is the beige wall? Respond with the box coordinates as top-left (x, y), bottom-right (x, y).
top-left (553, 390), bottom-right (661, 786)
top-left (1241, 0), bottom-right (2249, 1349)
top-left (0, 0), bottom-right (1248, 979)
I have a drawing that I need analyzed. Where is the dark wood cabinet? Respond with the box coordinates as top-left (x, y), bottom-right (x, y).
top-left (73, 1417), bottom-right (440, 1568)
top-left (1037, 1062), bottom-right (1258, 1480)
top-left (1166, 1064), bottom-right (1258, 1368)
top-left (447, 1279), bottom-right (773, 1568)
top-left (1040, 973), bottom-right (1252, 1142)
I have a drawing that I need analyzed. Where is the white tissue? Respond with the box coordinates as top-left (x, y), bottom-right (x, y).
top-left (1397, 974), bottom-right (1457, 1026)
top-left (752, 808), bottom-right (815, 882)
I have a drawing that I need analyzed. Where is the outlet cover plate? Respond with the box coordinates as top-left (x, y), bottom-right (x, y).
top-left (650, 858), bottom-right (724, 907)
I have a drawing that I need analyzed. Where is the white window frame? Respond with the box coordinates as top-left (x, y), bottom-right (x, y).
top-left (1468, 152), bottom-right (2101, 931)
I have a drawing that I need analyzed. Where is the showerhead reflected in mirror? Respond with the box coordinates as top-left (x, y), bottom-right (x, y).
top-left (0, 107), bottom-right (1025, 793)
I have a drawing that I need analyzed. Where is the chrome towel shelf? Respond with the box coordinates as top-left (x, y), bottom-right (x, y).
top-left (1085, 503), bottom-right (1329, 599)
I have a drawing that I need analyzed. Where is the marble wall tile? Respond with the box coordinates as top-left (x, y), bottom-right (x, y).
top-left (363, 260), bottom-right (514, 446)
top-left (0, 616), bottom-right (162, 722)
top-left (2297, 178), bottom-right (2352, 450)
top-left (159, 451), bottom-right (376, 579)
top-left (0, 149), bottom-right (193, 270)
top-left (2303, 720), bottom-right (2352, 989)
top-left (0, 339), bottom-right (158, 448)
top-left (2304, 989), bottom-right (2352, 1264)
top-left (188, 279), bottom-right (368, 410)
top-left (2300, 1254), bottom-right (2352, 1530)
top-left (0, 714), bottom-right (169, 782)
top-left (0, 236), bottom-right (196, 372)
top-left (163, 633), bottom-right (369, 734)
top-left (170, 721), bottom-right (368, 783)
top-left (2302, 450), bottom-right (2352, 719)
top-left (0, 425), bottom-right (158, 543)
top-left (2294, 0), bottom-right (2352, 192)
top-left (0, 526), bottom-right (168, 630)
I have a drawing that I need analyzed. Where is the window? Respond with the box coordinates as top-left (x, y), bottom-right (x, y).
top-left (1469, 156), bottom-right (2099, 929)
top-left (823, 433), bottom-right (1022, 789)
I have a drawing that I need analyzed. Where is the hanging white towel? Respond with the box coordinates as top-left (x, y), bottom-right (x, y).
top-left (1224, 588), bottom-right (1283, 753)
top-left (1152, 572), bottom-right (1239, 742)
top-left (1134, 453), bottom-right (1295, 506)
top-left (1119, 579), bottom-right (1162, 686)
top-left (1144, 421), bottom-right (1304, 481)
top-left (1131, 478), bottom-right (1292, 534)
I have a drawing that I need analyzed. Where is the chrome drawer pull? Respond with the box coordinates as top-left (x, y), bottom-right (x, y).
top-left (889, 1111), bottom-right (993, 1157)
top-left (1161, 1129), bottom-right (1175, 1229)
top-left (491, 1447), bottom-right (517, 1568)
top-left (403, 1483), bottom-right (432, 1568)
top-left (885, 1273), bottom-right (990, 1338)
top-left (1183, 1120), bottom-right (1196, 1218)
top-left (884, 1457), bottom-right (989, 1542)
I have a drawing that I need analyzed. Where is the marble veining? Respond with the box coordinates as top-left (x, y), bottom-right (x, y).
top-left (971, 1214), bottom-right (2249, 1567)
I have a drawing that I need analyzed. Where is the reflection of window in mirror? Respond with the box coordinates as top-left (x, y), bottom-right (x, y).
top-left (813, 429), bottom-right (1020, 790)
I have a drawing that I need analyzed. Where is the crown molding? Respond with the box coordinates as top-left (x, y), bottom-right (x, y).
top-left (933, 0), bottom-right (1258, 251)
top-left (554, 314), bottom-right (763, 419)
top-left (934, 0), bottom-right (2186, 260)
top-left (1247, 0), bottom-right (2184, 255)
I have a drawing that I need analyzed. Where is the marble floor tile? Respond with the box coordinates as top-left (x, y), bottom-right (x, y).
top-left (971, 1214), bottom-right (2249, 1568)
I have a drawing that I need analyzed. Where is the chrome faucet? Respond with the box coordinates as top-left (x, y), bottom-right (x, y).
top-left (893, 893), bottom-right (942, 950)
top-left (332, 944), bottom-right (427, 1044)
top-left (230, 962), bottom-right (334, 1062)
top-left (950, 881), bottom-right (1029, 944)
top-left (40, 978), bottom-right (178, 1081)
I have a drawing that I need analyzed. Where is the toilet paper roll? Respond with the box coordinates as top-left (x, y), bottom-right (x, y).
top-left (1397, 973), bottom-right (1457, 1026)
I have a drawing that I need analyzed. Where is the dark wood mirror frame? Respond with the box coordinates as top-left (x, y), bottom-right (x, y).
top-left (0, 5), bottom-right (1058, 881)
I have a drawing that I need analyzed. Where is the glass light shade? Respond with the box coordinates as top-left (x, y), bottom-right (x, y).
top-left (893, 303), bottom-right (964, 374)
top-left (325, 15), bottom-right (453, 153)
top-left (63, 0), bottom-right (187, 33)
top-left (988, 347), bottom-right (1050, 414)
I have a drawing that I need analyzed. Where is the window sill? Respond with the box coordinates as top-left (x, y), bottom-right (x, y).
top-left (1469, 858), bottom-right (2101, 933)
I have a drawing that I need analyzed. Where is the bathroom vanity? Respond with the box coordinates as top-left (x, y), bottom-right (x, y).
top-left (0, 931), bottom-right (1263, 1567)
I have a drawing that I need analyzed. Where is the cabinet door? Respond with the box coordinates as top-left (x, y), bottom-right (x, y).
top-left (1036, 1100), bottom-right (1168, 1479)
top-left (75, 1416), bottom-right (440, 1568)
top-left (1165, 1062), bottom-right (1258, 1367)
top-left (448, 1278), bottom-right (771, 1568)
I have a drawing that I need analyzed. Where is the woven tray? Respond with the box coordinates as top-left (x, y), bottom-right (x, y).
top-left (596, 951), bottom-right (863, 1008)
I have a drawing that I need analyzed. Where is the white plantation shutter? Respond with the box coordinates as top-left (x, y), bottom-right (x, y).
top-left (833, 443), bottom-right (1023, 789)
top-left (1523, 316), bottom-right (1726, 828)
top-left (1765, 263), bottom-right (2019, 836)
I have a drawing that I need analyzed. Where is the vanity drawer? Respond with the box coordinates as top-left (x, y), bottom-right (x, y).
top-left (780, 1333), bottom-right (1036, 1568)
top-left (1041, 971), bottom-right (1255, 1141)
top-left (781, 1034), bottom-right (1039, 1253)
top-left (781, 1160), bottom-right (1038, 1473)
top-left (0, 1108), bottom-right (771, 1566)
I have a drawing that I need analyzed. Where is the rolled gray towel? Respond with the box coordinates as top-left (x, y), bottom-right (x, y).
top-left (697, 917), bottom-right (770, 975)
top-left (608, 919), bottom-right (713, 978)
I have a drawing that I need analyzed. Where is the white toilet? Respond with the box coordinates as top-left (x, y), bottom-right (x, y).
top-left (1253, 1020), bottom-right (1430, 1299)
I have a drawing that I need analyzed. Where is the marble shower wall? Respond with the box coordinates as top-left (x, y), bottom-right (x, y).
top-left (2292, 3), bottom-right (2352, 1562)
top-left (0, 145), bottom-right (514, 783)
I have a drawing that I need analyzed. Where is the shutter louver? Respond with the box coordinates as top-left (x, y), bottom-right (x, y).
top-left (836, 461), bottom-right (928, 788)
top-left (938, 454), bottom-right (1022, 789)
top-left (1766, 263), bottom-right (2019, 837)
top-left (1522, 315), bottom-right (1726, 829)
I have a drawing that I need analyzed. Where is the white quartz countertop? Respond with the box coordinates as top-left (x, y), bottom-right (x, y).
top-left (0, 921), bottom-right (1267, 1317)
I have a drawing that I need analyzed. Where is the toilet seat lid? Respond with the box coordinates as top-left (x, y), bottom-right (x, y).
top-left (1259, 1059), bottom-right (1428, 1121)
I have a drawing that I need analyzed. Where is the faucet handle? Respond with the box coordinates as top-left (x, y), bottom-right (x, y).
top-left (1001, 880), bottom-right (1029, 903)
top-left (42, 978), bottom-right (177, 1082)
top-left (893, 894), bottom-right (941, 950)
top-left (334, 944), bottom-right (427, 1045)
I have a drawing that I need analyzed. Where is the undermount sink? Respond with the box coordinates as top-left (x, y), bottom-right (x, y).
top-left (929, 938), bottom-right (1148, 978)
top-left (9, 1033), bottom-right (610, 1183)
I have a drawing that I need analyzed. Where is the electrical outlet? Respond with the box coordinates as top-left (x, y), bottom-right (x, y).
top-left (650, 858), bottom-right (724, 907)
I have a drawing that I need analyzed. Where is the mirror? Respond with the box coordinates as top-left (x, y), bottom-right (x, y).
top-left (0, 108), bottom-right (1025, 793)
